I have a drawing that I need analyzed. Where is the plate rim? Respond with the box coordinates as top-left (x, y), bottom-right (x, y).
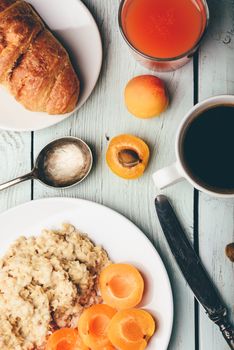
top-left (0, 197), bottom-right (174, 350)
top-left (0, 0), bottom-right (103, 132)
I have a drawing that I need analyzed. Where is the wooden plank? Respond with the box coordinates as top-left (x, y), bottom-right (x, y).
top-left (33, 1), bottom-right (195, 349)
top-left (147, 64), bottom-right (195, 350)
top-left (0, 131), bottom-right (31, 212)
top-left (198, 0), bottom-right (234, 349)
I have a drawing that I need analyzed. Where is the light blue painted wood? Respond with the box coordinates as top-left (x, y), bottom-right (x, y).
top-left (33, 1), bottom-right (195, 350)
top-left (0, 1), bottom-right (232, 350)
top-left (199, 0), bottom-right (234, 349)
top-left (0, 131), bottom-right (31, 211)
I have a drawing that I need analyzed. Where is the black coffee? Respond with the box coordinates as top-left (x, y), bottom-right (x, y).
top-left (182, 105), bottom-right (234, 193)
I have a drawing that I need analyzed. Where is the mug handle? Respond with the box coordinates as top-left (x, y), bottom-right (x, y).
top-left (152, 162), bottom-right (184, 190)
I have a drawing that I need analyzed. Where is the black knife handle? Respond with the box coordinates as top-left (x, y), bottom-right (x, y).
top-left (209, 311), bottom-right (234, 350)
top-left (220, 322), bottom-right (234, 349)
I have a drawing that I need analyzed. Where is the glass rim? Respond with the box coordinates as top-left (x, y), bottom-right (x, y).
top-left (118, 0), bottom-right (210, 62)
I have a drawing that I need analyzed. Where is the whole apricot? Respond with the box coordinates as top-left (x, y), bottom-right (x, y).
top-left (124, 75), bottom-right (168, 118)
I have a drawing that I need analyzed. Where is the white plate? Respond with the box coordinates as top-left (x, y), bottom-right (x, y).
top-left (0, 0), bottom-right (102, 132)
top-left (0, 198), bottom-right (173, 350)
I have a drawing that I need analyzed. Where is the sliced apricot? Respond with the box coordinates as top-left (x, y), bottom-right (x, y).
top-left (45, 328), bottom-right (88, 350)
top-left (99, 264), bottom-right (144, 310)
top-left (78, 304), bottom-right (117, 350)
top-left (108, 309), bottom-right (155, 350)
top-left (106, 134), bottom-right (150, 179)
top-left (75, 332), bottom-right (90, 350)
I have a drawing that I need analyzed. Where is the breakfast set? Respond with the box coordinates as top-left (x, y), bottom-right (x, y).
top-left (0, 0), bottom-right (233, 349)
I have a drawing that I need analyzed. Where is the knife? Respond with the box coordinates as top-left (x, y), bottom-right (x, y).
top-left (155, 195), bottom-right (234, 350)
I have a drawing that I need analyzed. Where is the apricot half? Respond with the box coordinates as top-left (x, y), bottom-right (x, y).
top-left (99, 263), bottom-right (144, 310)
top-left (45, 328), bottom-right (88, 350)
top-left (125, 75), bottom-right (168, 118)
top-left (106, 134), bottom-right (150, 179)
top-left (78, 304), bottom-right (116, 350)
top-left (108, 309), bottom-right (155, 350)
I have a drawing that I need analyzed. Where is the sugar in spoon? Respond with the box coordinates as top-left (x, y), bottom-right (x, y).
top-left (0, 137), bottom-right (93, 191)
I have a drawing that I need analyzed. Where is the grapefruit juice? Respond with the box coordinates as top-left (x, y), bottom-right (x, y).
top-left (121, 0), bottom-right (207, 59)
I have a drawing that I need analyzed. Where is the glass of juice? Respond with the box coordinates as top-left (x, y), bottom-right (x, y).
top-left (119, 0), bottom-right (209, 72)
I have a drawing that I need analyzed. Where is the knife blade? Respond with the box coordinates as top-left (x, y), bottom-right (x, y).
top-left (155, 195), bottom-right (234, 350)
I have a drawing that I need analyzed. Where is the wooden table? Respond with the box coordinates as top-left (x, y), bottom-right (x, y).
top-left (0, 0), bottom-right (233, 349)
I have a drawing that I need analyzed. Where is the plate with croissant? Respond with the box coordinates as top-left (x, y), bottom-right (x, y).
top-left (0, 0), bottom-right (102, 131)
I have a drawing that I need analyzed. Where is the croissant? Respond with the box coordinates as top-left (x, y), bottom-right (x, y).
top-left (0, 0), bottom-right (80, 114)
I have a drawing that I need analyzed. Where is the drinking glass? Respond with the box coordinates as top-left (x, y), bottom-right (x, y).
top-left (118, 0), bottom-right (209, 72)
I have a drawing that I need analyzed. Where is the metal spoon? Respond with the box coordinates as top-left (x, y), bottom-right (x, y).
top-left (0, 137), bottom-right (93, 191)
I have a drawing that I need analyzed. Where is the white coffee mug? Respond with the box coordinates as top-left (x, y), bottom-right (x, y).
top-left (153, 95), bottom-right (234, 198)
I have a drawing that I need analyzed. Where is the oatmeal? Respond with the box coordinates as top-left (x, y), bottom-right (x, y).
top-left (0, 224), bottom-right (110, 350)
